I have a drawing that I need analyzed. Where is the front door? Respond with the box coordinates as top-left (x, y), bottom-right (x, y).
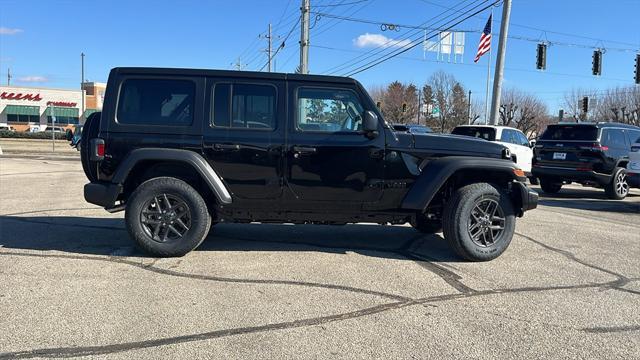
top-left (202, 79), bottom-right (285, 200)
top-left (285, 84), bottom-right (384, 203)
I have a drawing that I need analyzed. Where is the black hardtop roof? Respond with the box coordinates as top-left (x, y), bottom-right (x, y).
top-left (553, 122), bottom-right (639, 130)
top-left (110, 67), bottom-right (358, 85)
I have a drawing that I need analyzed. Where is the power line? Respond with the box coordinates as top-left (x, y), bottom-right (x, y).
top-left (329, 0), bottom-right (493, 76)
top-left (415, 0), bottom-right (640, 48)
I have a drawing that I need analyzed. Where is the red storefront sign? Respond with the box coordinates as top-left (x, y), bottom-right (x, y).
top-left (0, 92), bottom-right (43, 101)
top-left (47, 101), bottom-right (77, 107)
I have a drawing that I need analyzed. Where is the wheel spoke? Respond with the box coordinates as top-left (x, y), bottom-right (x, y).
top-left (168, 225), bottom-right (182, 237)
top-left (175, 218), bottom-right (190, 231)
top-left (153, 223), bottom-right (161, 239)
top-left (142, 218), bottom-right (160, 225)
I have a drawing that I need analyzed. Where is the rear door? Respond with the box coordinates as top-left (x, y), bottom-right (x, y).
top-left (536, 125), bottom-right (601, 169)
top-left (601, 128), bottom-right (629, 172)
top-left (202, 79), bottom-right (285, 200)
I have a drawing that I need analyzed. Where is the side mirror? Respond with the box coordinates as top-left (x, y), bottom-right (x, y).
top-left (529, 140), bottom-right (536, 148)
top-left (363, 110), bottom-right (379, 138)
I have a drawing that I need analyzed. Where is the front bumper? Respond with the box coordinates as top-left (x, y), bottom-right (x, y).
top-left (532, 165), bottom-right (611, 185)
top-left (84, 182), bottom-right (122, 208)
top-left (512, 181), bottom-right (538, 217)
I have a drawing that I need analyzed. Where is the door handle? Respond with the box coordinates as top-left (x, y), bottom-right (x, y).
top-left (209, 143), bottom-right (241, 151)
top-left (292, 146), bottom-right (317, 154)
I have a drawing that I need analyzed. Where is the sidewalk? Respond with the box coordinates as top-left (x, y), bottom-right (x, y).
top-left (0, 138), bottom-right (80, 161)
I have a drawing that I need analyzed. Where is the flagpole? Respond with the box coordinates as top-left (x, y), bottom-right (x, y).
top-left (484, 8), bottom-right (493, 125)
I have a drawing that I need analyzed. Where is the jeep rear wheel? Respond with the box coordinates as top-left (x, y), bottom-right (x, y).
top-left (539, 178), bottom-right (562, 194)
top-left (605, 167), bottom-right (629, 200)
top-left (442, 183), bottom-right (516, 261)
top-left (125, 177), bottom-right (211, 257)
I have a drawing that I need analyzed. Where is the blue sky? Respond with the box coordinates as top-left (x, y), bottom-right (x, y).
top-left (1, 0), bottom-right (639, 113)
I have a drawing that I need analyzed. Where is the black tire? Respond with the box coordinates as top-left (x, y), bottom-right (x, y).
top-left (539, 178), bottom-right (562, 194)
top-left (80, 112), bottom-right (101, 182)
top-left (604, 167), bottom-right (629, 200)
top-left (442, 183), bottom-right (516, 261)
top-left (412, 213), bottom-right (442, 234)
top-left (125, 177), bottom-right (211, 257)
top-left (528, 176), bottom-right (539, 185)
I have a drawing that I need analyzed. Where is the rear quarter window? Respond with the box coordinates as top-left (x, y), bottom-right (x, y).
top-left (117, 79), bottom-right (195, 126)
top-left (540, 125), bottom-right (598, 141)
top-left (452, 127), bottom-right (496, 141)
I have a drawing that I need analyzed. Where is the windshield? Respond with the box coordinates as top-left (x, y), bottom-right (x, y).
top-left (540, 125), bottom-right (599, 141)
top-left (452, 127), bottom-right (496, 141)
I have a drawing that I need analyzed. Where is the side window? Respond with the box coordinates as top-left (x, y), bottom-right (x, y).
top-left (500, 129), bottom-right (514, 143)
top-left (516, 131), bottom-right (529, 146)
top-left (211, 83), bottom-right (276, 130)
top-left (602, 129), bottom-right (627, 149)
top-left (627, 130), bottom-right (640, 145)
top-left (117, 79), bottom-right (194, 126)
top-left (296, 87), bottom-right (364, 133)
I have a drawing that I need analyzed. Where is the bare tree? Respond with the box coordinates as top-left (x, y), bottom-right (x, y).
top-left (499, 88), bottom-right (550, 139)
top-left (424, 70), bottom-right (468, 133)
top-left (561, 88), bottom-right (598, 121)
top-left (593, 86), bottom-right (640, 126)
top-left (379, 81), bottom-right (418, 124)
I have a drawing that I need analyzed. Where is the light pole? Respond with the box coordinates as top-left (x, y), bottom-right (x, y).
top-left (81, 52), bottom-right (85, 123)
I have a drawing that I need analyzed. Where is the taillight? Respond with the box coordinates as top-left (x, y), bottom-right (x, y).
top-left (90, 138), bottom-right (105, 161)
top-left (579, 143), bottom-right (608, 151)
top-left (631, 146), bottom-right (640, 153)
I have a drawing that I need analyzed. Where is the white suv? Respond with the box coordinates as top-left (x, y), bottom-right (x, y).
top-left (452, 125), bottom-right (534, 175)
top-left (627, 135), bottom-right (640, 188)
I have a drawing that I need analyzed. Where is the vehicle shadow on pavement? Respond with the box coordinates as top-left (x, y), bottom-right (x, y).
top-left (0, 216), bottom-right (459, 261)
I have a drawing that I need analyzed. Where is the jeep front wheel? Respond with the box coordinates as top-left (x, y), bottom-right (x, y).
top-left (125, 177), bottom-right (211, 257)
top-left (442, 183), bottom-right (516, 261)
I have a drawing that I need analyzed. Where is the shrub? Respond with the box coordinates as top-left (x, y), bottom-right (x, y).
top-left (0, 130), bottom-right (67, 140)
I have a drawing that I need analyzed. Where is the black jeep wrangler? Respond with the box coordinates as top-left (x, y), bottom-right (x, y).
top-left (82, 67), bottom-right (537, 261)
top-left (532, 122), bottom-right (640, 199)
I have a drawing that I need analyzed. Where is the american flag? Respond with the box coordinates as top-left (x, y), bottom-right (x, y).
top-left (474, 15), bottom-right (492, 63)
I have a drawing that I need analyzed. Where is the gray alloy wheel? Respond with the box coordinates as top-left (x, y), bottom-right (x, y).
top-left (140, 193), bottom-right (192, 243)
top-left (605, 167), bottom-right (629, 200)
top-left (467, 198), bottom-right (506, 247)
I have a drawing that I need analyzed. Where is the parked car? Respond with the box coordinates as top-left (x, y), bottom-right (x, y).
top-left (81, 67), bottom-right (537, 260)
top-left (392, 124), bottom-right (433, 134)
top-left (44, 126), bottom-right (67, 134)
top-left (626, 134), bottom-right (640, 188)
top-left (451, 125), bottom-right (534, 177)
top-left (0, 124), bottom-right (15, 132)
top-left (532, 122), bottom-right (640, 199)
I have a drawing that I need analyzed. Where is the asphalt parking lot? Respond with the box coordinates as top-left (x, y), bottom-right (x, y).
top-left (1, 156), bottom-right (639, 359)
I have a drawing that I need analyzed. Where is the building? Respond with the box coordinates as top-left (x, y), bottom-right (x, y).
top-left (0, 82), bottom-right (106, 132)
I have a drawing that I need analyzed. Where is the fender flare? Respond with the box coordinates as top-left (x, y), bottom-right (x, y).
top-left (112, 148), bottom-right (232, 204)
top-left (401, 156), bottom-right (523, 211)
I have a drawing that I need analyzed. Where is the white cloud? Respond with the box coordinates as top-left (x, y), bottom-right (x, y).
top-left (353, 33), bottom-right (412, 48)
top-left (18, 76), bottom-right (48, 83)
top-left (0, 27), bottom-right (23, 35)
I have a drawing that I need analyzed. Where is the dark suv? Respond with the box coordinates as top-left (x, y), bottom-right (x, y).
top-left (81, 67), bottom-right (537, 261)
top-left (532, 122), bottom-right (640, 199)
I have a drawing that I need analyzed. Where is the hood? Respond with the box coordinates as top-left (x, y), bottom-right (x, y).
top-left (411, 133), bottom-right (507, 158)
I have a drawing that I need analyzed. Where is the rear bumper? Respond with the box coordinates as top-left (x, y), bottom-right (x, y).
top-left (84, 182), bottom-right (122, 208)
top-left (512, 181), bottom-right (538, 216)
top-left (532, 165), bottom-right (611, 185)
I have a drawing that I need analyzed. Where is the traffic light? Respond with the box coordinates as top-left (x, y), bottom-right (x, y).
top-left (582, 97), bottom-right (589, 114)
top-left (635, 54), bottom-right (640, 84)
top-left (376, 101), bottom-right (382, 109)
top-left (592, 50), bottom-right (602, 76)
top-left (558, 109), bottom-right (564, 122)
top-left (536, 43), bottom-right (547, 70)
top-left (402, 103), bottom-right (407, 113)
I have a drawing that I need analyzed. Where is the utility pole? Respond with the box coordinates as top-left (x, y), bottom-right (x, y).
top-left (7, 68), bottom-right (11, 86)
top-left (232, 57), bottom-right (246, 70)
top-left (467, 90), bottom-right (472, 124)
top-left (81, 52), bottom-right (85, 123)
top-left (299, 0), bottom-right (310, 74)
top-left (260, 24), bottom-right (274, 72)
top-left (417, 89), bottom-right (422, 125)
top-left (488, 0), bottom-right (511, 125)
